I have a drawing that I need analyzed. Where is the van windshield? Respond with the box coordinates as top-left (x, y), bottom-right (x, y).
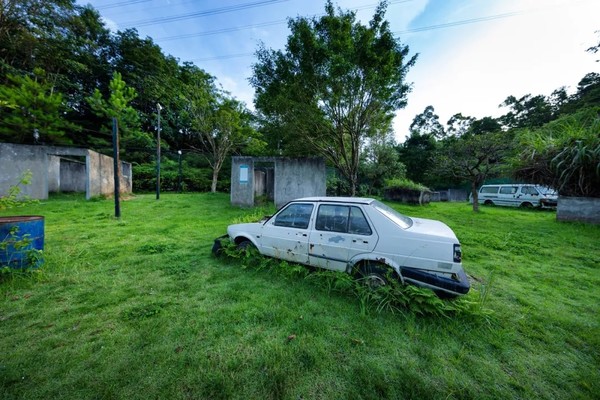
top-left (536, 186), bottom-right (557, 196)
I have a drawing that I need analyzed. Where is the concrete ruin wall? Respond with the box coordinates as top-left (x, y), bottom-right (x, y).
top-left (230, 156), bottom-right (326, 208)
top-left (60, 159), bottom-right (86, 192)
top-left (274, 158), bottom-right (326, 208)
top-left (0, 143), bottom-right (132, 200)
top-left (230, 157), bottom-right (254, 207)
top-left (557, 196), bottom-right (600, 224)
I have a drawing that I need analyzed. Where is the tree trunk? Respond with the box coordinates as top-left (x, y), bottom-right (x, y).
top-left (471, 181), bottom-right (480, 212)
top-left (211, 167), bottom-right (219, 193)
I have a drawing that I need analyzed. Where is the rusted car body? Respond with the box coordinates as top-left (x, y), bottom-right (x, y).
top-left (220, 197), bottom-right (470, 297)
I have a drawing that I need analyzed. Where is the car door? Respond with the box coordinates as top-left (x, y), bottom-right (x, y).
top-left (260, 202), bottom-right (314, 265)
top-left (308, 204), bottom-right (378, 271)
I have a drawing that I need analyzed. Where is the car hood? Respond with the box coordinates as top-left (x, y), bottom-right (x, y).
top-left (406, 217), bottom-right (458, 242)
top-left (227, 222), bottom-right (262, 237)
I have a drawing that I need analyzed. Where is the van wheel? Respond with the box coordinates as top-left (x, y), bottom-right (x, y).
top-left (484, 200), bottom-right (494, 206)
top-left (520, 202), bottom-right (533, 208)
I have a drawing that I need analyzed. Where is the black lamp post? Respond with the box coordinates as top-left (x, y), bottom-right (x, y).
top-left (156, 103), bottom-right (162, 200)
top-left (178, 150), bottom-right (182, 192)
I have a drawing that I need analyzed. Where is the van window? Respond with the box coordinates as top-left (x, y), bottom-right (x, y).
top-left (480, 186), bottom-right (499, 194)
top-left (521, 186), bottom-right (539, 195)
top-left (499, 186), bottom-right (517, 194)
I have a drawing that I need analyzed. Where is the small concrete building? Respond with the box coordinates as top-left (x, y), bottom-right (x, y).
top-left (231, 156), bottom-right (326, 208)
top-left (0, 143), bottom-right (132, 200)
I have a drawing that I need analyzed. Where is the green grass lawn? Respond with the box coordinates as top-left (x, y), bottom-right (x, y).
top-left (1, 193), bottom-right (599, 399)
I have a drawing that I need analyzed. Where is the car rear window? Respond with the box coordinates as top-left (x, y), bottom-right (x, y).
top-left (371, 200), bottom-right (412, 229)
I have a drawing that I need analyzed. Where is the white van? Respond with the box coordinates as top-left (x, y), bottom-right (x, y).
top-left (474, 184), bottom-right (558, 209)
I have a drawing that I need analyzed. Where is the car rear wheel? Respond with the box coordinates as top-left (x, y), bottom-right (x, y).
top-left (484, 200), bottom-right (494, 206)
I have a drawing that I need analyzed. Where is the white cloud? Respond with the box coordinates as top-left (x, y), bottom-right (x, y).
top-left (392, 0), bottom-right (599, 143)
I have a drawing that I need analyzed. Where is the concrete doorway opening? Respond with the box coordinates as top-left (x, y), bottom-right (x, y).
top-left (254, 161), bottom-right (274, 205)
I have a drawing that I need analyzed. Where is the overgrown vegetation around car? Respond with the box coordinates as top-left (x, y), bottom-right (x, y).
top-left (218, 237), bottom-right (487, 318)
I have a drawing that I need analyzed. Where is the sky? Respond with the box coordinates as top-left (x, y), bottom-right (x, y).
top-left (77, 0), bottom-right (599, 143)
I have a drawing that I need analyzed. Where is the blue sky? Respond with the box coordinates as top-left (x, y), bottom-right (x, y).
top-left (78, 0), bottom-right (599, 142)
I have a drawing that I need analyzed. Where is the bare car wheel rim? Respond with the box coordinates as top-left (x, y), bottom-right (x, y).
top-left (365, 273), bottom-right (386, 289)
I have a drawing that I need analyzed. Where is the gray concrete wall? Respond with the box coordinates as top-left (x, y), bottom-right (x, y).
top-left (60, 159), bottom-right (87, 192)
top-left (0, 143), bottom-right (131, 200)
top-left (48, 155), bottom-right (61, 193)
top-left (230, 156), bottom-right (326, 208)
top-left (448, 189), bottom-right (468, 202)
top-left (274, 157), bottom-right (326, 208)
top-left (0, 143), bottom-right (54, 199)
top-left (230, 157), bottom-right (254, 207)
top-left (86, 151), bottom-right (132, 199)
top-left (557, 196), bottom-right (600, 224)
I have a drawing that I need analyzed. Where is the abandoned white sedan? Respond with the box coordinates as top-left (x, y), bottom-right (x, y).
top-left (218, 197), bottom-right (470, 297)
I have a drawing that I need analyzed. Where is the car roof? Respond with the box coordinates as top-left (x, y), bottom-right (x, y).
top-left (292, 197), bottom-right (375, 205)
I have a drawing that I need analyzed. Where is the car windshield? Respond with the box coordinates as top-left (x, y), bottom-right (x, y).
top-left (371, 200), bottom-right (413, 229)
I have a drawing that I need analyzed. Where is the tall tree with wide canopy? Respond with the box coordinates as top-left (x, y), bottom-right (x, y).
top-left (433, 117), bottom-right (510, 212)
top-left (250, 0), bottom-right (416, 195)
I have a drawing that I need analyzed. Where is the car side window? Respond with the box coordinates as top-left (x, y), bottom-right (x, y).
top-left (315, 205), bottom-right (371, 235)
top-left (315, 205), bottom-right (349, 232)
top-left (348, 207), bottom-right (372, 235)
top-left (273, 203), bottom-right (313, 229)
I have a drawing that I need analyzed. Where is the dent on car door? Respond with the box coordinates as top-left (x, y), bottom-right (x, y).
top-left (260, 203), bottom-right (313, 264)
top-left (309, 205), bottom-right (377, 271)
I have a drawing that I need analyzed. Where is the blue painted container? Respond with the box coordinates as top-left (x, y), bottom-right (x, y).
top-left (0, 216), bottom-right (45, 269)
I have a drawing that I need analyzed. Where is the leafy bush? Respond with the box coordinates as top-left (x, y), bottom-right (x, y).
top-left (512, 107), bottom-right (600, 197)
top-left (384, 178), bottom-right (430, 192)
top-left (132, 162), bottom-right (230, 193)
top-left (0, 170), bottom-right (34, 210)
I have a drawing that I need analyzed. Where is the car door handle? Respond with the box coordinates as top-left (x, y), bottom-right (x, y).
top-left (353, 239), bottom-right (368, 244)
top-left (301, 233), bottom-right (307, 237)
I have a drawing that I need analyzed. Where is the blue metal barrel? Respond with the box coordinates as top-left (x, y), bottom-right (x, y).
top-left (0, 216), bottom-right (45, 269)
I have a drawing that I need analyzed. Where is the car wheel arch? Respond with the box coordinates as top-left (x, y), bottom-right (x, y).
top-left (233, 236), bottom-right (258, 248)
top-left (347, 256), bottom-right (404, 284)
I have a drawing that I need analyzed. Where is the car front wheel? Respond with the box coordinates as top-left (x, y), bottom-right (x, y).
top-left (357, 262), bottom-right (392, 289)
top-left (236, 239), bottom-right (256, 255)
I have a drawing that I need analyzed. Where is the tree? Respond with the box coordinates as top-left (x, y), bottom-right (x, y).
top-left (360, 131), bottom-right (406, 195)
top-left (409, 105), bottom-right (445, 138)
top-left (0, 68), bottom-right (78, 144)
top-left (397, 131), bottom-right (437, 186)
top-left (499, 94), bottom-right (554, 129)
top-left (433, 118), bottom-right (509, 212)
top-left (251, 0), bottom-right (416, 196)
top-left (86, 71), bottom-right (150, 160)
top-left (446, 113), bottom-right (475, 137)
top-left (180, 66), bottom-right (261, 192)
